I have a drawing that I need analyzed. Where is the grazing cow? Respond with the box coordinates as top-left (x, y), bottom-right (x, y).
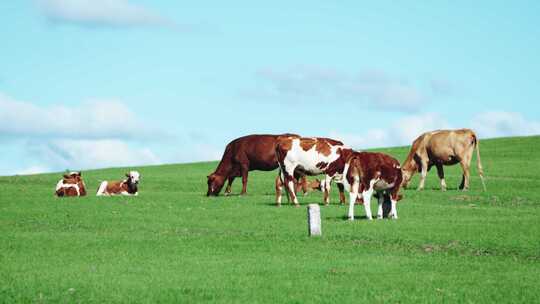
top-left (207, 134), bottom-right (300, 196)
top-left (275, 136), bottom-right (350, 207)
top-left (96, 171), bottom-right (140, 196)
top-left (55, 172), bottom-right (87, 197)
top-left (401, 129), bottom-right (486, 191)
top-left (342, 152), bottom-right (403, 220)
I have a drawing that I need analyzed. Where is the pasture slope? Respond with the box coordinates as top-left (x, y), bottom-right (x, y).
top-left (1, 136), bottom-right (539, 303)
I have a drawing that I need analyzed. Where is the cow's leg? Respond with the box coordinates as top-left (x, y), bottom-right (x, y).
top-left (337, 182), bottom-right (346, 204)
top-left (282, 163), bottom-right (300, 206)
top-left (286, 176), bottom-right (299, 207)
top-left (417, 160), bottom-right (428, 191)
top-left (435, 164), bottom-right (447, 191)
top-left (96, 181), bottom-right (108, 196)
top-left (362, 180), bottom-right (376, 220)
top-left (275, 174), bottom-right (283, 207)
top-left (377, 193), bottom-right (385, 219)
top-left (298, 176), bottom-right (309, 196)
top-left (224, 176), bottom-right (235, 196)
top-left (323, 176), bottom-right (332, 205)
top-left (389, 198), bottom-right (398, 219)
top-left (347, 177), bottom-right (360, 220)
top-left (240, 165), bottom-right (249, 195)
top-left (459, 162), bottom-right (470, 191)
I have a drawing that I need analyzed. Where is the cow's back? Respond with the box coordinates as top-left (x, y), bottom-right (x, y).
top-left (232, 134), bottom-right (298, 171)
top-left (427, 129), bottom-right (476, 161)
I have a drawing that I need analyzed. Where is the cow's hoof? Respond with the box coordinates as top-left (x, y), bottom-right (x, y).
top-left (377, 215), bottom-right (383, 220)
top-left (348, 217), bottom-right (354, 221)
top-left (276, 204), bottom-right (281, 208)
top-left (390, 214), bottom-right (398, 220)
top-left (294, 204), bottom-right (300, 208)
top-left (366, 216), bottom-right (373, 221)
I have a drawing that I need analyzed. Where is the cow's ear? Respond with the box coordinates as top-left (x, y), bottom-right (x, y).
top-left (63, 174), bottom-right (70, 179)
top-left (77, 171), bottom-right (82, 176)
top-left (126, 173), bottom-right (130, 177)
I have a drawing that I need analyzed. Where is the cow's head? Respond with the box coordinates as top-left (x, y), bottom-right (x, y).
top-left (306, 178), bottom-right (324, 192)
top-left (63, 171), bottom-right (81, 180)
top-left (206, 173), bottom-right (225, 196)
top-left (401, 169), bottom-right (413, 189)
top-left (126, 171), bottom-right (141, 185)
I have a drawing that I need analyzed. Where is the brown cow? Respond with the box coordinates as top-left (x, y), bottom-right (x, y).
top-left (207, 134), bottom-right (300, 196)
top-left (55, 171), bottom-right (87, 197)
top-left (343, 152), bottom-right (403, 220)
top-left (275, 136), bottom-right (350, 206)
top-left (401, 129), bottom-right (486, 191)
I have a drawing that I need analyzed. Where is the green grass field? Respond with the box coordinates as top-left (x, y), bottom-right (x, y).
top-left (1, 136), bottom-right (539, 303)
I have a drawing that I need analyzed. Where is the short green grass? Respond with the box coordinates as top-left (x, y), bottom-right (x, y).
top-left (1, 136), bottom-right (539, 303)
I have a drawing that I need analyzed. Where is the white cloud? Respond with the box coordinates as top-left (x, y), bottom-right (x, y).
top-left (330, 113), bottom-right (451, 149)
top-left (0, 92), bottom-right (165, 175)
top-left (35, 139), bottom-right (160, 170)
top-left (36, 0), bottom-right (172, 28)
top-left (251, 66), bottom-right (428, 112)
top-left (16, 165), bottom-right (52, 175)
top-left (472, 111), bottom-right (540, 138)
top-left (0, 93), bottom-right (158, 140)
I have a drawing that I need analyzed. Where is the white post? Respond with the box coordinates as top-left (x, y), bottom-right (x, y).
top-left (307, 204), bottom-right (321, 236)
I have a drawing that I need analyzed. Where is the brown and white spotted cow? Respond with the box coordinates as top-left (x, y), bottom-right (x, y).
top-left (55, 172), bottom-right (87, 197)
top-left (96, 171), bottom-right (140, 196)
top-left (275, 136), bottom-right (351, 207)
top-left (342, 152), bottom-right (403, 220)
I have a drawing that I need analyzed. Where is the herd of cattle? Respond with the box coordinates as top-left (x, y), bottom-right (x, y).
top-left (55, 128), bottom-right (486, 220)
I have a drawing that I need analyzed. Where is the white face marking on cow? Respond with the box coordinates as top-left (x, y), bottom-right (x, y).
top-left (128, 171), bottom-right (140, 183)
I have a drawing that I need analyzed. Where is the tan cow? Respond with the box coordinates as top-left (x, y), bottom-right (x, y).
top-left (401, 129), bottom-right (486, 191)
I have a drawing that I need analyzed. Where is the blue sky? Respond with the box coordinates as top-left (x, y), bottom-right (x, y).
top-left (1, 0), bottom-right (539, 175)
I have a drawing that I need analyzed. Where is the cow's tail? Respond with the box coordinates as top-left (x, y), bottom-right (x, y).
top-left (472, 133), bottom-right (487, 191)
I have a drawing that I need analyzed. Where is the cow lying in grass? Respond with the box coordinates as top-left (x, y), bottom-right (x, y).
top-left (96, 171), bottom-right (140, 196)
top-left (55, 172), bottom-right (87, 197)
top-left (342, 152), bottom-right (403, 220)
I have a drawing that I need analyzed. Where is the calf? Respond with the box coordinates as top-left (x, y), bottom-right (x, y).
top-left (96, 171), bottom-right (140, 196)
top-left (275, 136), bottom-right (350, 206)
top-left (342, 152), bottom-right (403, 220)
top-left (274, 175), bottom-right (324, 206)
top-left (55, 172), bottom-right (87, 197)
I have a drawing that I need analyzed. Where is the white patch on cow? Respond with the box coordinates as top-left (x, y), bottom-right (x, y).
top-left (390, 198), bottom-right (398, 219)
top-left (377, 195), bottom-right (385, 219)
top-left (347, 175), bottom-right (360, 220)
top-left (55, 179), bottom-right (64, 192)
top-left (128, 171), bottom-right (140, 183)
top-left (361, 179), bottom-right (377, 220)
top-left (96, 181), bottom-right (108, 196)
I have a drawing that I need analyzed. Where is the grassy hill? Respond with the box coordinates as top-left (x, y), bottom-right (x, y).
top-left (1, 136), bottom-right (539, 303)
